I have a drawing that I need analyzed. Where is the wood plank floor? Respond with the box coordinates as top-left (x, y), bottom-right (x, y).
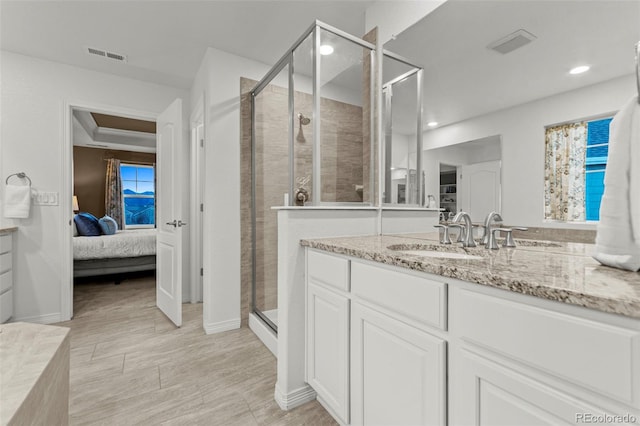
top-left (55, 274), bottom-right (336, 425)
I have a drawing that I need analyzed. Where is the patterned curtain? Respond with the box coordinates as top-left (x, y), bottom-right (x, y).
top-left (105, 158), bottom-right (124, 229)
top-left (544, 122), bottom-right (587, 221)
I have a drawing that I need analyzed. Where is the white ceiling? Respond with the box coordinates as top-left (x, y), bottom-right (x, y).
top-left (0, 0), bottom-right (374, 89)
top-left (385, 0), bottom-right (640, 131)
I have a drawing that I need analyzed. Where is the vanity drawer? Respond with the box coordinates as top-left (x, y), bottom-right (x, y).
top-left (0, 252), bottom-right (11, 275)
top-left (0, 234), bottom-right (11, 254)
top-left (454, 288), bottom-right (640, 407)
top-left (307, 250), bottom-right (350, 292)
top-left (351, 261), bottom-right (447, 331)
top-left (0, 270), bottom-right (12, 294)
top-left (0, 288), bottom-right (12, 323)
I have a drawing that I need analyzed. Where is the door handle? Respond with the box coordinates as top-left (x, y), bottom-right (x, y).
top-left (166, 220), bottom-right (177, 227)
top-left (178, 220), bottom-right (188, 227)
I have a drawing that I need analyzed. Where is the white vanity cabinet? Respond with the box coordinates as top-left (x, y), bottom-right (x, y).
top-left (350, 302), bottom-right (446, 426)
top-left (0, 230), bottom-right (15, 323)
top-left (305, 249), bottom-right (447, 426)
top-left (350, 261), bottom-right (447, 426)
top-left (449, 286), bottom-right (640, 425)
top-left (306, 250), bottom-right (350, 424)
top-left (305, 246), bottom-right (640, 426)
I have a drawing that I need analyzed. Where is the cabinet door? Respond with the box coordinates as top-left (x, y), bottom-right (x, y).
top-left (351, 303), bottom-right (446, 426)
top-left (450, 346), bottom-right (617, 426)
top-left (307, 282), bottom-right (350, 424)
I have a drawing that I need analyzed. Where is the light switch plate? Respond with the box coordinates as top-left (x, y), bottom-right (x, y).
top-left (32, 191), bottom-right (59, 206)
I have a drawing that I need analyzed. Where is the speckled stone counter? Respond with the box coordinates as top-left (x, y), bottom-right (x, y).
top-left (0, 227), bottom-right (17, 236)
top-left (0, 322), bottom-right (70, 425)
top-left (301, 233), bottom-right (640, 319)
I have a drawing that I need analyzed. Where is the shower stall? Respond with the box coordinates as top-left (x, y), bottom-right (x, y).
top-left (249, 21), bottom-right (375, 333)
top-left (248, 21), bottom-right (423, 335)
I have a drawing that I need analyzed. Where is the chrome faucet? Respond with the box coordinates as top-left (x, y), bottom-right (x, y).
top-left (481, 211), bottom-right (503, 245)
top-left (452, 211), bottom-right (476, 247)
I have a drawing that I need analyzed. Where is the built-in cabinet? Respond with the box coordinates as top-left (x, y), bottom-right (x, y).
top-left (306, 250), bottom-right (447, 425)
top-left (351, 303), bottom-right (445, 425)
top-left (439, 170), bottom-right (457, 215)
top-left (449, 287), bottom-right (640, 425)
top-left (305, 248), bottom-right (640, 425)
top-left (0, 230), bottom-right (15, 323)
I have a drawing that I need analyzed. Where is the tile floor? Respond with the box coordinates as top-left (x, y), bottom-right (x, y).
top-left (55, 274), bottom-right (335, 425)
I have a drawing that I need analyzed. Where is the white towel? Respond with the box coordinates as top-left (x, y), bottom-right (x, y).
top-left (3, 184), bottom-right (32, 219)
top-left (593, 95), bottom-right (640, 272)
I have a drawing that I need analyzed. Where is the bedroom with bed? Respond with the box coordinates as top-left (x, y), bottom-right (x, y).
top-left (72, 110), bottom-right (157, 285)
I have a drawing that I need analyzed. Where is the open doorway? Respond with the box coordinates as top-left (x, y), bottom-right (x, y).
top-left (66, 101), bottom-right (196, 327)
top-left (71, 109), bottom-right (159, 314)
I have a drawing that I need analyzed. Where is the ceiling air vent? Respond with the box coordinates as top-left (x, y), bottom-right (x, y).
top-left (487, 29), bottom-right (537, 55)
top-left (87, 47), bottom-right (127, 63)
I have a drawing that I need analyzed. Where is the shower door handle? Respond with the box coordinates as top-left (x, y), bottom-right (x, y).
top-left (166, 220), bottom-right (177, 227)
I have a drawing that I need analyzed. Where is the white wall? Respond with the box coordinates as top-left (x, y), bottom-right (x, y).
top-left (422, 74), bottom-right (635, 229)
top-left (366, 0), bottom-right (447, 44)
top-left (191, 47), bottom-right (273, 333)
top-left (0, 51), bottom-right (188, 323)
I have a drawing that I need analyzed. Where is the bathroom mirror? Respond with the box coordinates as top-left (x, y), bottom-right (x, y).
top-left (383, 0), bottom-right (640, 221)
top-left (381, 53), bottom-right (423, 206)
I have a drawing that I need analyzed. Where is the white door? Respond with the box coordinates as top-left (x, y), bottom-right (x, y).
top-left (156, 98), bottom-right (184, 327)
top-left (459, 160), bottom-right (501, 222)
top-left (306, 282), bottom-right (350, 424)
top-left (450, 346), bottom-right (609, 425)
top-left (351, 302), bottom-right (446, 426)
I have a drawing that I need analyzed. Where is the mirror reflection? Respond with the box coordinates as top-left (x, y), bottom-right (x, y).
top-left (382, 54), bottom-right (422, 205)
top-left (383, 0), bottom-right (639, 224)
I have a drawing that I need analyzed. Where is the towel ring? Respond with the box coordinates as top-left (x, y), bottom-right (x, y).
top-left (5, 172), bottom-right (32, 186)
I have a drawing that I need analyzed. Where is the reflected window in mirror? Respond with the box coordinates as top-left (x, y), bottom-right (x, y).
top-left (544, 116), bottom-right (613, 222)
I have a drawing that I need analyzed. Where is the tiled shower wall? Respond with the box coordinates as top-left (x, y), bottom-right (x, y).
top-left (240, 78), bottom-right (368, 324)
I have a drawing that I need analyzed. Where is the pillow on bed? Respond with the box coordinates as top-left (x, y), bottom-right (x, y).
top-left (74, 212), bottom-right (102, 236)
top-left (72, 215), bottom-right (78, 237)
top-left (99, 215), bottom-right (118, 235)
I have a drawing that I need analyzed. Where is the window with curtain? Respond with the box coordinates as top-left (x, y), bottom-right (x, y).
top-left (544, 117), bottom-right (612, 222)
top-left (120, 163), bottom-right (155, 228)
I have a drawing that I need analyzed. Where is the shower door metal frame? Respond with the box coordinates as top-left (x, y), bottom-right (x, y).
top-left (250, 21), bottom-right (377, 332)
top-left (381, 51), bottom-right (424, 206)
top-left (251, 56), bottom-right (292, 333)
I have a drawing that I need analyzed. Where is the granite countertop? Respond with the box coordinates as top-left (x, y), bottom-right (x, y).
top-left (0, 322), bottom-right (70, 423)
top-left (301, 233), bottom-right (640, 319)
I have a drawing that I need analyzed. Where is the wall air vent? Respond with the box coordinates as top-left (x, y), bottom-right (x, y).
top-left (87, 47), bottom-right (106, 57)
top-left (87, 47), bottom-right (127, 63)
top-left (487, 29), bottom-right (537, 55)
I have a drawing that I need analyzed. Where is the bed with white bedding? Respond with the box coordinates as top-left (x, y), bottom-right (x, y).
top-left (73, 229), bottom-right (157, 279)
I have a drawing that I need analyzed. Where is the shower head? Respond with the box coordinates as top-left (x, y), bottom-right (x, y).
top-left (298, 113), bottom-right (311, 126)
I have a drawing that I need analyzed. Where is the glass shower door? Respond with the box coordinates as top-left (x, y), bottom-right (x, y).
top-left (252, 64), bottom-right (290, 331)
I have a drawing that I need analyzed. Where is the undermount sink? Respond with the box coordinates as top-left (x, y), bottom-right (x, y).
top-left (387, 243), bottom-right (487, 260)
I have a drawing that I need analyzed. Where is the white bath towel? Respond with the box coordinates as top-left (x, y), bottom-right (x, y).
top-left (593, 95), bottom-right (640, 271)
top-left (3, 184), bottom-right (32, 219)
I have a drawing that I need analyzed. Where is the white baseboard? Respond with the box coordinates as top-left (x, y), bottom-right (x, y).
top-left (249, 313), bottom-right (277, 357)
top-left (274, 384), bottom-right (317, 411)
top-left (203, 318), bottom-right (241, 334)
top-left (11, 312), bottom-right (62, 325)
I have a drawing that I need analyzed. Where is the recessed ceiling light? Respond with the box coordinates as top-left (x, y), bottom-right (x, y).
top-left (427, 122), bottom-right (439, 127)
top-left (319, 45), bottom-right (334, 56)
top-left (569, 65), bottom-right (590, 75)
